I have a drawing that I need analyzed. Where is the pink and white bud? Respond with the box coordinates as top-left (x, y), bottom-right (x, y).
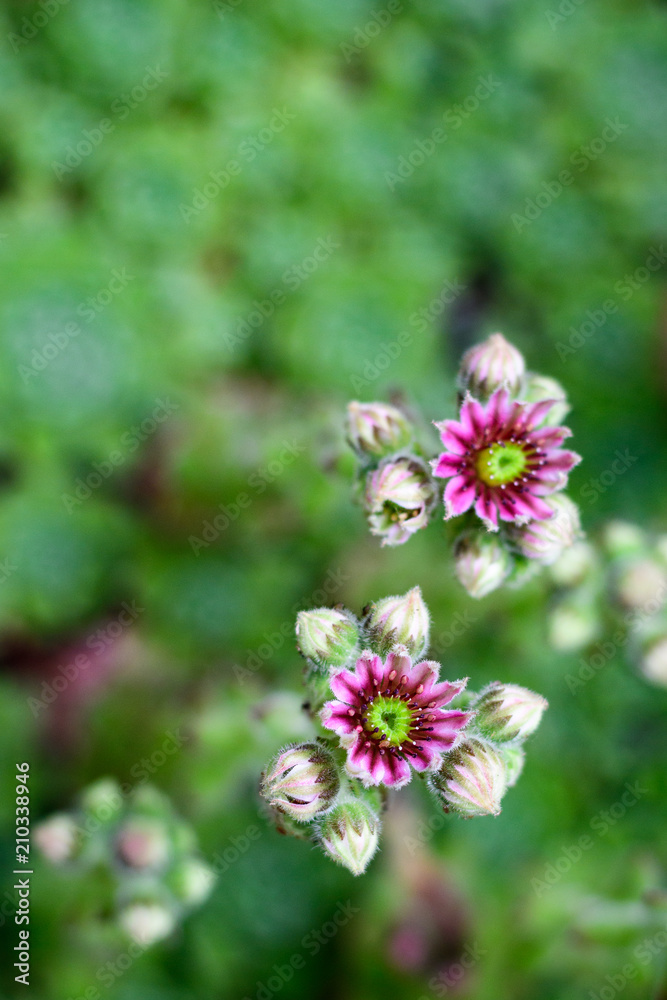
top-left (454, 531), bottom-right (512, 598)
top-left (296, 608), bottom-right (360, 668)
top-left (430, 738), bottom-right (507, 818)
top-left (116, 818), bottom-right (171, 871)
top-left (364, 586), bottom-right (430, 658)
top-left (365, 456), bottom-right (436, 547)
top-left (261, 743), bottom-right (340, 823)
top-left (458, 333), bottom-right (526, 401)
top-left (346, 401), bottom-right (413, 459)
top-left (317, 800), bottom-right (380, 876)
top-left (473, 683), bottom-right (548, 742)
top-left (34, 813), bottom-right (78, 864)
top-left (509, 494), bottom-right (581, 566)
top-left (119, 902), bottom-right (176, 947)
top-left (521, 373), bottom-right (570, 426)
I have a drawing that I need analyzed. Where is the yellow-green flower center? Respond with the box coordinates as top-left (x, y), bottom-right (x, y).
top-left (475, 442), bottom-right (529, 486)
top-left (366, 696), bottom-right (413, 745)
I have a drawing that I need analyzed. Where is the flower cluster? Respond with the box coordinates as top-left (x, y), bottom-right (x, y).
top-left (34, 781), bottom-right (214, 947)
top-left (345, 334), bottom-right (582, 598)
top-left (259, 587), bottom-right (548, 875)
top-left (546, 519), bottom-right (667, 690)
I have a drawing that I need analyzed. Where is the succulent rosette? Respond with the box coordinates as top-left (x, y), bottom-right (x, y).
top-left (321, 647), bottom-right (470, 788)
top-left (432, 387), bottom-right (581, 529)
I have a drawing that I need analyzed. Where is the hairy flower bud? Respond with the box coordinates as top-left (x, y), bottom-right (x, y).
top-left (522, 373), bottom-right (570, 426)
top-left (429, 738), bottom-right (507, 818)
top-left (364, 586), bottom-right (430, 658)
top-left (509, 494), bottom-right (581, 565)
top-left (317, 800), bottom-right (380, 876)
top-left (346, 401), bottom-right (413, 459)
top-left (458, 333), bottom-right (526, 401)
top-left (454, 530), bottom-right (513, 599)
top-left (296, 608), bottom-right (360, 669)
top-left (365, 456), bottom-right (436, 547)
top-left (261, 743), bottom-right (340, 823)
top-left (34, 813), bottom-right (78, 864)
top-left (119, 902), bottom-right (176, 947)
top-left (116, 818), bottom-right (171, 871)
top-left (501, 745), bottom-right (525, 788)
top-left (473, 683), bottom-right (548, 742)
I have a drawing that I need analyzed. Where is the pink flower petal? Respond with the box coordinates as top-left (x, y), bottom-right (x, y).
top-left (432, 453), bottom-right (463, 479)
top-left (474, 491), bottom-right (499, 527)
top-left (436, 421), bottom-right (472, 455)
top-left (329, 670), bottom-right (360, 704)
top-left (444, 476), bottom-right (477, 518)
top-left (320, 702), bottom-right (357, 736)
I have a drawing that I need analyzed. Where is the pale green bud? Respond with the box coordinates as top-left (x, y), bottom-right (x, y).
top-left (364, 586), bottom-right (430, 658)
top-left (454, 530), bottom-right (513, 598)
top-left (473, 683), bottom-right (548, 742)
top-left (458, 333), bottom-right (526, 401)
top-left (296, 608), bottom-right (360, 669)
top-left (261, 742), bottom-right (340, 823)
top-left (346, 401), bottom-right (413, 459)
top-left (430, 738), bottom-right (507, 818)
top-left (317, 801), bottom-right (380, 876)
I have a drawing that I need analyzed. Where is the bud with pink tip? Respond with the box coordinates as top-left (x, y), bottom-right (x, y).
top-left (429, 738), bottom-right (508, 817)
top-left (364, 586), bottom-right (430, 658)
top-left (116, 818), bottom-right (171, 871)
top-left (296, 608), bottom-right (360, 669)
top-left (365, 456), bottom-right (436, 547)
top-left (457, 333), bottom-right (526, 401)
top-left (317, 800), bottom-right (380, 875)
top-left (509, 494), bottom-right (581, 566)
top-left (346, 401), bottom-right (413, 459)
top-left (473, 683), bottom-right (548, 742)
top-left (454, 530), bottom-right (513, 598)
top-left (522, 372), bottom-right (571, 426)
top-left (261, 743), bottom-right (340, 823)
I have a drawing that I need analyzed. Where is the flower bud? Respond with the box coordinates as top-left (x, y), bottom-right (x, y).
top-left (549, 540), bottom-right (598, 588)
top-left (317, 801), bottom-right (380, 876)
top-left (638, 634), bottom-right (667, 688)
top-left (34, 813), bottom-right (78, 864)
top-left (346, 401), bottom-right (413, 459)
top-left (601, 521), bottom-right (646, 559)
top-left (612, 557), bottom-right (667, 612)
top-left (429, 738), bottom-right (507, 818)
top-left (261, 742), bottom-right (340, 823)
top-left (522, 373), bottom-right (570, 426)
top-left (296, 608), bottom-right (360, 669)
top-left (80, 778), bottom-right (124, 825)
top-left (454, 530), bottom-right (512, 599)
top-left (119, 902), bottom-right (176, 947)
top-left (458, 333), bottom-right (525, 401)
top-left (364, 586), bottom-right (430, 658)
top-left (547, 597), bottom-right (599, 651)
top-left (170, 858), bottom-right (215, 907)
top-left (509, 494), bottom-right (581, 566)
top-left (473, 683), bottom-right (548, 742)
top-left (116, 818), bottom-right (171, 871)
top-left (365, 456), bottom-right (436, 547)
top-left (501, 745), bottom-right (525, 788)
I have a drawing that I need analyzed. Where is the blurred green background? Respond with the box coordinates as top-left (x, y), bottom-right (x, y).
top-left (0, 0), bottom-right (667, 997)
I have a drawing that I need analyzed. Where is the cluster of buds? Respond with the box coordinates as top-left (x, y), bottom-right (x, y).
top-left (546, 519), bottom-right (667, 688)
top-left (259, 587), bottom-right (548, 874)
top-left (345, 333), bottom-right (582, 598)
top-left (34, 781), bottom-right (214, 947)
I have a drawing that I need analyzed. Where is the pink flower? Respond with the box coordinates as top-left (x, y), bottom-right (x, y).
top-left (432, 388), bottom-right (581, 529)
top-left (321, 648), bottom-right (470, 788)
